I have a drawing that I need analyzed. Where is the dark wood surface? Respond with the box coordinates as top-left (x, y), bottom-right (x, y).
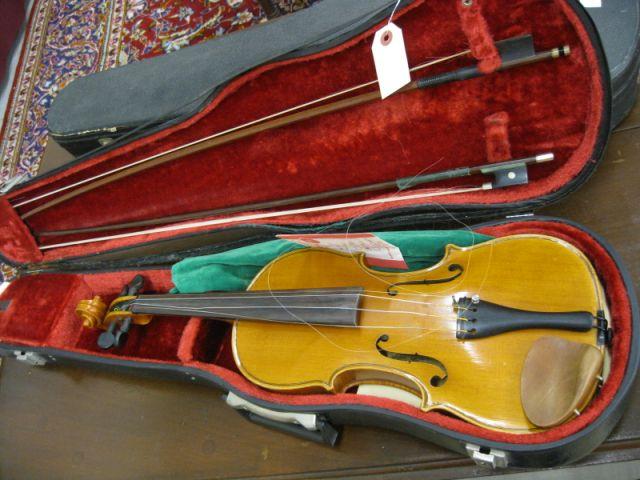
top-left (1, 101), bottom-right (639, 480)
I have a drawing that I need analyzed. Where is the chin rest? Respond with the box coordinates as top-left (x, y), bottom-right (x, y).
top-left (521, 337), bottom-right (603, 428)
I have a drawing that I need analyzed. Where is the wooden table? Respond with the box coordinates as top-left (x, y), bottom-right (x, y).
top-left (0, 101), bottom-right (639, 480)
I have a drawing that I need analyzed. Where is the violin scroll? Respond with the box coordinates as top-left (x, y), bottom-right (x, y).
top-left (76, 296), bottom-right (108, 329)
top-left (76, 275), bottom-right (151, 349)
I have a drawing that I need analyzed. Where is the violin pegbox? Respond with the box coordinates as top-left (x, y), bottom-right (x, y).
top-left (76, 275), bottom-right (151, 349)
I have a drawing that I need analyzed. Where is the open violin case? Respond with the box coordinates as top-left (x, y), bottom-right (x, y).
top-left (0, 0), bottom-right (638, 469)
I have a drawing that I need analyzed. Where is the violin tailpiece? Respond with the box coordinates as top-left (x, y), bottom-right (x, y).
top-left (455, 297), bottom-right (596, 340)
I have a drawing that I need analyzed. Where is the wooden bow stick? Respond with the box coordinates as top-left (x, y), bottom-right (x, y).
top-left (15, 46), bottom-right (472, 216)
top-left (37, 153), bottom-right (554, 237)
top-left (38, 152), bottom-right (555, 249)
top-left (39, 185), bottom-right (491, 250)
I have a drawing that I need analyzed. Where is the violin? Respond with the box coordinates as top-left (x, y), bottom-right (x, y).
top-left (77, 234), bottom-right (612, 433)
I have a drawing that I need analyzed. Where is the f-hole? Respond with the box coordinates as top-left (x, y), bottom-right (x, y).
top-left (387, 263), bottom-right (464, 296)
top-left (375, 334), bottom-right (448, 387)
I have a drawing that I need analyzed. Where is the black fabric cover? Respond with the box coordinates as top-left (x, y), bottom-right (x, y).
top-left (47, 0), bottom-right (403, 139)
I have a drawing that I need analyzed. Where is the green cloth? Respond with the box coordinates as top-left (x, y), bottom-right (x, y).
top-left (171, 230), bottom-right (493, 293)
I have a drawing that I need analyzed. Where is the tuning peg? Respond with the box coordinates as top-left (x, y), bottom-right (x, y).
top-left (127, 275), bottom-right (145, 295)
top-left (113, 318), bottom-right (132, 348)
top-left (97, 322), bottom-right (118, 349)
top-left (101, 276), bottom-right (144, 349)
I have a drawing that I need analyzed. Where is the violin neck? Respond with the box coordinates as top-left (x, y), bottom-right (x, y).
top-left (129, 287), bottom-right (363, 326)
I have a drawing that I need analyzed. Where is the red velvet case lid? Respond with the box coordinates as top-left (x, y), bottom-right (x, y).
top-left (0, 0), bottom-right (610, 268)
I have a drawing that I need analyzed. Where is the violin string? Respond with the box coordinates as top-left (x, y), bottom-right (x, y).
top-left (132, 301), bottom-right (454, 322)
top-left (258, 252), bottom-right (461, 353)
top-left (253, 154), bottom-right (492, 353)
top-left (258, 266), bottom-right (449, 353)
top-left (255, 235), bottom-right (602, 354)
top-left (135, 291), bottom-right (469, 309)
top-left (337, 182), bottom-right (483, 300)
top-left (333, 154), bottom-right (482, 300)
top-left (250, 189), bottom-right (504, 353)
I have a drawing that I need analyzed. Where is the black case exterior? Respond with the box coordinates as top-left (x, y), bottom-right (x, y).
top-left (1, 216), bottom-right (637, 469)
top-left (586, 0), bottom-right (640, 127)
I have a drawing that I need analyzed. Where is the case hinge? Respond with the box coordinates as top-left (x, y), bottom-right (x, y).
top-left (225, 392), bottom-right (339, 445)
top-left (13, 350), bottom-right (50, 366)
top-left (465, 443), bottom-right (509, 468)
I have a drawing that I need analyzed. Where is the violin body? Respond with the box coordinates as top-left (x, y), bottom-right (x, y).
top-left (233, 235), bottom-right (607, 433)
top-left (76, 233), bottom-right (608, 433)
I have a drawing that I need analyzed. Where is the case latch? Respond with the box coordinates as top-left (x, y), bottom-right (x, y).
top-left (225, 392), bottom-right (339, 445)
top-left (13, 350), bottom-right (50, 366)
top-left (465, 443), bottom-right (509, 468)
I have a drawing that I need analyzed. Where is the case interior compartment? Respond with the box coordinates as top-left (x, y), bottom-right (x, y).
top-left (0, 220), bottom-right (632, 447)
top-left (1, 0), bottom-right (606, 265)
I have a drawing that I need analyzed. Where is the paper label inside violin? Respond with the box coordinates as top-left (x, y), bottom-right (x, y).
top-left (278, 233), bottom-right (408, 269)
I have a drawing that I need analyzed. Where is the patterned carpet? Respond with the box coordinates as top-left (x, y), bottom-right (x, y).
top-left (0, 0), bottom-right (315, 184)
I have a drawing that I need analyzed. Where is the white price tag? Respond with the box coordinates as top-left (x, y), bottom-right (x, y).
top-left (278, 233), bottom-right (408, 269)
top-left (579, 0), bottom-right (601, 7)
top-left (371, 22), bottom-right (411, 99)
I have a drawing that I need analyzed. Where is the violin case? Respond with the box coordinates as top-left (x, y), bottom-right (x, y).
top-left (0, 0), bottom-right (638, 469)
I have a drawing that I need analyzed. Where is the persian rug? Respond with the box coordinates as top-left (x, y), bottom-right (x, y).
top-left (261, 0), bottom-right (316, 16)
top-left (0, 0), bottom-right (316, 280)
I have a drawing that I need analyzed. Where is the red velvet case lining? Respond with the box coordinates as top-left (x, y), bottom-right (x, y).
top-left (1, 0), bottom-right (604, 265)
top-left (0, 221), bottom-right (632, 445)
